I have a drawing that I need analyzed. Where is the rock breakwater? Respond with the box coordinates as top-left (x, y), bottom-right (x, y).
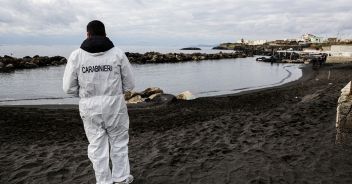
top-left (0, 51), bottom-right (248, 72)
top-left (125, 51), bottom-right (247, 64)
top-left (0, 55), bottom-right (67, 72)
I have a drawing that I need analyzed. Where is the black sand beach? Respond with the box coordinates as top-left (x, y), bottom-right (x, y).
top-left (1, 64), bottom-right (352, 184)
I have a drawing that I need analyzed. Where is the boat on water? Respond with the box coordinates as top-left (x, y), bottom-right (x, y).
top-left (256, 56), bottom-right (277, 62)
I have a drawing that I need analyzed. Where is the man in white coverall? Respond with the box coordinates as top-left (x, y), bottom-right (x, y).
top-left (63, 20), bottom-right (135, 184)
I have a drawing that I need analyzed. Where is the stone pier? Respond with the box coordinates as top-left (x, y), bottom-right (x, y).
top-left (336, 81), bottom-right (352, 144)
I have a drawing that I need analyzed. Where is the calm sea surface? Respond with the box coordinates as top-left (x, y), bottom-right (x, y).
top-left (0, 45), bottom-right (235, 58)
top-left (0, 45), bottom-right (302, 105)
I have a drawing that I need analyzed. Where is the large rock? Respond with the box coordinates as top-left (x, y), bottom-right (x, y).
top-left (5, 64), bottom-right (14, 69)
top-left (141, 87), bottom-right (164, 98)
top-left (124, 91), bottom-right (141, 101)
top-left (176, 91), bottom-right (195, 100)
top-left (336, 81), bottom-right (352, 144)
top-left (22, 56), bottom-right (32, 63)
top-left (149, 94), bottom-right (177, 104)
top-left (124, 87), bottom-right (179, 106)
top-left (127, 95), bottom-right (143, 104)
top-left (128, 94), bottom-right (177, 108)
top-left (24, 62), bottom-right (38, 68)
top-left (59, 57), bottom-right (67, 64)
top-left (192, 56), bottom-right (200, 61)
top-left (30, 58), bottom-right (41, 65)
top-left (3, 55), bottom-right (14, 59)
top-left (148, 93), bottom-right (162, 100)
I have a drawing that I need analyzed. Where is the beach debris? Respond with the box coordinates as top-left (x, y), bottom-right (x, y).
top-left (176, 91), bottom-right (195, 100)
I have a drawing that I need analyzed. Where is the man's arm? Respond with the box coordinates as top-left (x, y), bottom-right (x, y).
top-left (63, 52), bottom-right (79, 95)
top-left (121, 54), bottom-right (135, 93)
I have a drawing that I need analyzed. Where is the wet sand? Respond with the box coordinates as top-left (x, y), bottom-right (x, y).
top-left (1, 64), bottom-right (352, 184)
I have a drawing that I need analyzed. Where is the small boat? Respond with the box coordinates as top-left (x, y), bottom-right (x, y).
top-left (256, 57), bottom-right (274, 62)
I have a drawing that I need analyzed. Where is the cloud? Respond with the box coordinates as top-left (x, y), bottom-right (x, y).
top-left (0, 0), bottom-right (351, 45)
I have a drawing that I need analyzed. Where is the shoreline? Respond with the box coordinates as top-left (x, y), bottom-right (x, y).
top-left (0, 60), bottom-right (305, 107)
top-left (1, 64), bottom-right (352, 183)
top-left (212, 63), bottom-right (313, 98)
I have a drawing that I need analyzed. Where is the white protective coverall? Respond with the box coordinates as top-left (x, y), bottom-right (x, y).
top-left (63, 43), bottom-right (134, 184)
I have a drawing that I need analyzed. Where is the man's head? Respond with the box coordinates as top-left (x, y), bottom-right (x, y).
top-left (87, 20), bottom-right (106, 38)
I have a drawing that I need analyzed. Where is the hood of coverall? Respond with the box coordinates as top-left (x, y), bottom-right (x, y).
top-left (80, 36), bottom-right (114, 54)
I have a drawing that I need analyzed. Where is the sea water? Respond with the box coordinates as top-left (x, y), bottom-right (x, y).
top-left (0, 45), bottom-right (302, 105)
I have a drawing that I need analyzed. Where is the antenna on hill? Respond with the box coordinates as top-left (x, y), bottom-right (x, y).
top-left (337, 31), bottom-right (340, 41)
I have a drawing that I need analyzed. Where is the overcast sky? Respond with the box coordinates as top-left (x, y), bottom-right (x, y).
top-left (0, 0), bottom-right (351, 46)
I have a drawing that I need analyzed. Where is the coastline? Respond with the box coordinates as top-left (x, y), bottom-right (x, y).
top-left (1, 64), bottom-right (352, 183)
top-left (0, 56), bottom-right (302, 106)
top-left (213, 63), bottom-right (313, 98)
top-left (0, 51), bottom-right (244, 72)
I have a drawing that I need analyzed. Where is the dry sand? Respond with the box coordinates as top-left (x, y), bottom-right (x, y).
top-left (1, 64), bottom-right (352, 184)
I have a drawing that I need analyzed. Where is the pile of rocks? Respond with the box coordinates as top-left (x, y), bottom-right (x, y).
top-left (0, 55), bottom-right (67, 72)
top-left (0, 51), bottom-right (247, 72)
top-left (125, 87), bottom-right (165, 104)
top-left (125, 52), bottom-right (246, 64)
top-left (180, 47), bottom-right (201, 50)
top-left (125, 87), bottom-right (195, 104)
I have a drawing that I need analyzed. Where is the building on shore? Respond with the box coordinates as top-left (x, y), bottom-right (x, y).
top-left (326, 45), bottom-right (352, 63)
top-left (301, 33), bottom-right (325, 43)
top-left (250, 40), bottom-right (268, 45)
top-left (235, 39), bottom-right (268, 45)
top-left (327, 37), bottom-right (338, 43)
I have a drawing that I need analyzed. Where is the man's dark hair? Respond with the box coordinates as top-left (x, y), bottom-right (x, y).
top-left (87, 20), bottom-right (106, 36)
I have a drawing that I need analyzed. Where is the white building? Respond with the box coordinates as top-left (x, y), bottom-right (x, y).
top-left (249, 40), bottom-right (268, 45)
top-left (301, 33), bottom-right (325, 43)
top-left (327, 45), bottom-right (352, 63)
top-left (330, 45), bottom-right (352, 57)
top-left (235, 39), bottom-right (268, 45)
